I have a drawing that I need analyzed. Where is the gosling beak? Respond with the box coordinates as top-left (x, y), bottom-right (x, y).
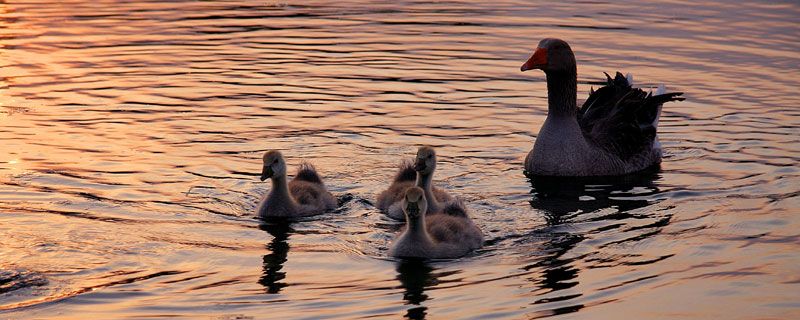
top-left (405, 201), bottom-right (420, 218)
top-left (260, 166), bottom-right (273, 181)
top-left (521, 47), bottom-right (547, 72)
top-left (413, 159), bottom-right (426, 172)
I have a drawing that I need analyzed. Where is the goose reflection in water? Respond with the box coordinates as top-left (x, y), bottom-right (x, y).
top-left (258, 221), bottom-right (293, 294)
top-left (528, 167), bottom-right (662, 221)
top-left (524, 169), bottom-right (669, 317)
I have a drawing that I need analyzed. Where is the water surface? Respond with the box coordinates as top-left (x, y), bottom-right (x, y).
top-left (1, 0), bottom-right (799, 319)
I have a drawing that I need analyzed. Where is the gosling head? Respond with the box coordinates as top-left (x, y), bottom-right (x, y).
top-left (261, 150), bottom-right (287, 181)
top-left (402, 186), bottom-right (427, 220)
top-left (413, 146), bottom-right (437, 175)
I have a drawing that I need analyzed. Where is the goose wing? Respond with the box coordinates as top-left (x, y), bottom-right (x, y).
top-left (578, 72), bottom-right (683, 161)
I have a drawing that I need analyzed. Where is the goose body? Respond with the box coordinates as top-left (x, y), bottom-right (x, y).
top-left (388, 187), bottom-right (483, 259)
top-left (256, 150), bottom-right (336, 218)
top-left (377, 147), bottom-right (454, 220)
top-left (521, 38), bottom-right (684, 176)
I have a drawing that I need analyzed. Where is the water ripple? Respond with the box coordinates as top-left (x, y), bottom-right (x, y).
top-left (1, 0), bottom-right (798, 319)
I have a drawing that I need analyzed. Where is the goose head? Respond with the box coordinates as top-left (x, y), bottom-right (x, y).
top-left (413, 146), bottom-right (437, 175)
top-left (402, 186), bottom-right (428, 220)
top-left (261, 150), bottom-right (287, 181)
top-left (520, 38), bottom-right (575, 73)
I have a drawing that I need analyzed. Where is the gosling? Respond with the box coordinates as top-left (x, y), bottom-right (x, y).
top-left (388, 187), bottom-right (483, 259)
top-left (256, 150), bottom-right (336, 218)
top-left (377, 146), bottom-right (455, 220)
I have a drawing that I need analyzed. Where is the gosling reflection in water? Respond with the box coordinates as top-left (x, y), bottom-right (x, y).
top-left (258, 221), bottom-right (293, 294)
top-left (396, 259), bottom-right (433, 304)
top-left (393, 258), bottom-right (465, 320)
top-left (395, 259), bottom-right (435, 320)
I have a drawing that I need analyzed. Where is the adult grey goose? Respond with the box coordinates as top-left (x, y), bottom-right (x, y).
top-left (521, 38), bottom-right (684, 176)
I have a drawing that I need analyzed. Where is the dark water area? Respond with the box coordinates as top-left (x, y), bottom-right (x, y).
top-left (1, 0), bottom-right (799, 319)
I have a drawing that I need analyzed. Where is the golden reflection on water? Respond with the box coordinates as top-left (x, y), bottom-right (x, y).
top-left (1, 0), bottom-right (799, 319)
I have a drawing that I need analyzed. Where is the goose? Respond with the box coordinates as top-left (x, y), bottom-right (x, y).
top-left (520, 38), bottom-right (684, 176)
top-left (256, 150), bottom-right (336, 218)
top-left (388, 187), bottom-right (483, 259)
top-left (377, 146), bottom-right (454, 220)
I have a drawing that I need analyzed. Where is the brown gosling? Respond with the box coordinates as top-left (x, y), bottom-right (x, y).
top-left (388, 187), bottom-right (483, 259)
top-left (256, 150), bottom-right (336, 218)
top-left (377, 146), bottom-right (455, 220)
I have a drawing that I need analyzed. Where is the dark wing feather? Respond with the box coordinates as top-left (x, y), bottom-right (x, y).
top-left (578, 72), bottom-right (684, 161)
top-left (579, 72), bottom-right (632, 132)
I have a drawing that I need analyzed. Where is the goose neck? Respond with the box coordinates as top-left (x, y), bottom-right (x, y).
top-left (545, 69), bottom-right (578, 117)
top-left (415, 172), bottom-right (439, 211)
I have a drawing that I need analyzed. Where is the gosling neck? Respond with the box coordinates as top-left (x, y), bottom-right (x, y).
top-left (544, 69), bottom-right (578, 118)
top-left (269, 174), bottom-right (292, 203)
top-left (415, 171), bottom-right (440, 212)
top-left (406, 216), bottom-right (434, 245)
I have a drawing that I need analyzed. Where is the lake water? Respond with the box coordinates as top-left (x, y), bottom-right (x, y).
top-left (1, 0), bottom-right (799, 319)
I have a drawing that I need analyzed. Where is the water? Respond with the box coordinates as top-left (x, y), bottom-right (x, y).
top-left (1, 0), bottom-right (799, 318)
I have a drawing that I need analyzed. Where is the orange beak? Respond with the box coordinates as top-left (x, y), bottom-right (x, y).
top-left (520, 47), bottom-right (547, 71)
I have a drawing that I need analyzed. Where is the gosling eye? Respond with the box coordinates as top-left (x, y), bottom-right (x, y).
top-left (427, 154), bottom-right (433, 159)
top-left (273, 159), bottom-right (279, 165)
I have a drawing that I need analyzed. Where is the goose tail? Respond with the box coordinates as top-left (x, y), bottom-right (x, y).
top-left (648, 86), bottom-right (684, 129)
